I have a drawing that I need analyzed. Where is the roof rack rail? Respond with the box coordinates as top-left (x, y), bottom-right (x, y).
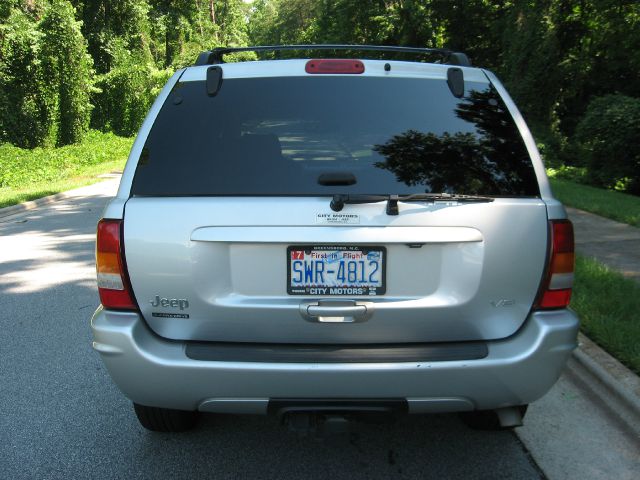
top-left (194, 44), bottom-right (471, 67)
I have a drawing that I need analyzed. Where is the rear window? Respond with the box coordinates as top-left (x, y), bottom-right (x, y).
top-left (131, 75), bottom-right (539, 197)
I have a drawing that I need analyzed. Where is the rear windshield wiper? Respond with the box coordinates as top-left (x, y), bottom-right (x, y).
top-left (330, 193), bottom-right (494, 215)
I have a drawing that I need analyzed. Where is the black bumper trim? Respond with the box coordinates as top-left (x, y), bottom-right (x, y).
top-left (185, 340), bottom-right (488, 363)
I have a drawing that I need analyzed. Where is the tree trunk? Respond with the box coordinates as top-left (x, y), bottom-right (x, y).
top-left (195, 0), bottom-right (204, 37)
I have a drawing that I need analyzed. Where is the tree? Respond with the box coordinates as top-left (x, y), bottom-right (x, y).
top-left (91, 38), bottom-right (171, 136)
top-left (575, 95), bottom-right (640, 194)
top-left (149, 0), bottom-right (249, 67)
top-left (76, 0), bottom-right (153, 73)
top-left (0, 7), bottom-right (50, 147)
top-left (248, 0), bottom-right (319, 47)
top-left (431, 0), bottom-right (505, 68)
top-left (39, 0), bottom-right (93, 145)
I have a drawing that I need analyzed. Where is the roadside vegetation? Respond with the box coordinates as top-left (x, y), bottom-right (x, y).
top-left (2, 1), bottom-right (638, 205)
top-left (572, 255), bottom-right (640, 374)
top-left (0, 0), bottom-right (250, 207)
top-left (548, 177), bottom-right (640, 227)
top-left (0, 131), bottom-right (132, 208)
top-left (0, 1), bottom-right (639, 372)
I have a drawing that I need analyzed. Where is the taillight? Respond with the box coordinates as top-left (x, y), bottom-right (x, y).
top-left (534, 220), bottom-right (575, 309)
top-left (305, 59), bottom-right (365, 74)
top-left (96, 219), bottom-right (137, 310)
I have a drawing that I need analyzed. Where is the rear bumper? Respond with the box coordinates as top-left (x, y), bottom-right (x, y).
top-left (91, 307), bottom-right (579, 413)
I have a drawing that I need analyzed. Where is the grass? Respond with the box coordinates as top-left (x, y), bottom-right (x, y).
top-left (0, 131), bottom-right (133, 208)
top-left (548, 172), bottom-right (640, 371)
top-left (549, 177), bottom-right (640, 227)
top-left (572, 255), bottom-right (640, 374)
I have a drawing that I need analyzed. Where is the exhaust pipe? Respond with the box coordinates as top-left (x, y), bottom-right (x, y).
top-left (495, 407), bottom-right (524, 428)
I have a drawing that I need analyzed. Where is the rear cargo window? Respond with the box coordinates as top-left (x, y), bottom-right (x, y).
top-left (131, 76), bottom-right (539, 197)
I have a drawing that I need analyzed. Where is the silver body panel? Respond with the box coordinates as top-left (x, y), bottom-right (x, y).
top-left (124, 197), bottom-right (549, 343)
top-left (91, 307), bottom-right (579, 412)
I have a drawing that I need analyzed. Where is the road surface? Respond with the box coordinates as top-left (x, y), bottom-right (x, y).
top-left (2, 179), bottom-right (636, 479)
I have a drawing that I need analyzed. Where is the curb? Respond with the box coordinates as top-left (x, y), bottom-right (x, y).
top-left (0, 190), bottom-right (78, 219)
top-left (0, 173), bottom-right (122, 220)
top-left (570, 333), bottom-right (640, 432)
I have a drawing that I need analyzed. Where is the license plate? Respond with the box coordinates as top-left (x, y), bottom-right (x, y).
top-left (287, 245), bottom-right (386, 296)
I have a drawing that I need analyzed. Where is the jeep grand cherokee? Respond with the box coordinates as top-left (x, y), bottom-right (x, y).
top-left (91, 45), bottom-right (579, 432)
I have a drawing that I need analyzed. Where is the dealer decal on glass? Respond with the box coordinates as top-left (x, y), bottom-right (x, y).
top-left (287, 245), bottom-right (386, 296)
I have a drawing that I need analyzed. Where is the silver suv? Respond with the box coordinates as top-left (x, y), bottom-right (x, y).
top-left (91, 45), bottom-right (579, 433)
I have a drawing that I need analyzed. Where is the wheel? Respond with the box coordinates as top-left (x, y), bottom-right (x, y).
top-left (133, 403), bottom-right (199, 432)
top-left (459, 405), bottom-right (528, 431)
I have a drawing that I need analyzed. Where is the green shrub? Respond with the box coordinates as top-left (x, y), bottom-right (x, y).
top-left (92, 40), bottom-right (171, 136)
top-left (0, 9), bottom-right (51, 148)
top-left (0, 2), bottom-right (94, 148)
top-left (39, 0), bottom-right (94, 146)
top-left (547, 165), bottom-right (589, 184)
top-left (575, 94), bottom-right (640, 194)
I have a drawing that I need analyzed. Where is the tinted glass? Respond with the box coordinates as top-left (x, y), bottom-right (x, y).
top-left (131, 76), bottom-right (539, 196)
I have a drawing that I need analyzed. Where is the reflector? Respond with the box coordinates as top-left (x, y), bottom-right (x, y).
top-left (539, 289), bottom-right (572, 309)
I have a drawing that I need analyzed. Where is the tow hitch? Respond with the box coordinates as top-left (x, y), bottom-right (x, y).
top-left (283, 412), bottom-right (351, 436)
top-left (271, 399), bottom-right (408, 436)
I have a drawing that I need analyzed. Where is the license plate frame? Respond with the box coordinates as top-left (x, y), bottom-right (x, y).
top-left (287, 245), bottom-right (386, 296)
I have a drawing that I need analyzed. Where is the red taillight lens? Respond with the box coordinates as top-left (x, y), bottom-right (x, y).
top-left (535, 220), bottom-right (575, 309)
top-left (305, 59), bottom-right (365, 74)
top-left (96, 219), bottom-right (137, 310)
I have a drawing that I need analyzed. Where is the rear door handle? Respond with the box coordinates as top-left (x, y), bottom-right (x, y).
top-left (300, 300), bottom-right (374, 323)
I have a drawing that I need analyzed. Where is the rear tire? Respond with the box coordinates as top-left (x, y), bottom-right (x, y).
top-left (133, 403), bottom-right (199, 432)
top-left (460, 405), bottom-right (528, 431)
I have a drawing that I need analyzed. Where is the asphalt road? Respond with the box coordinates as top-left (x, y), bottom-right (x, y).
top-left (0, 180), bottom-right (545, 480)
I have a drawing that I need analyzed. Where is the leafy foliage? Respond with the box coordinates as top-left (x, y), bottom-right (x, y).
top-left (0, 0), bottom-right (93, 147)
top-left (0, 8), bottom-right (50, 148)
top-left (39, 0), bottom-right (94, 145)
top-left (75, 0), bottom-right (153, 73)
top-left (92, 39), bottom-right (171, 136)
top-left (575, 95), bottom-right (640, 194)
top-left (0, 0), bottom-right (249, 149)
top-left (148, 0), bottom-right (249, 67)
